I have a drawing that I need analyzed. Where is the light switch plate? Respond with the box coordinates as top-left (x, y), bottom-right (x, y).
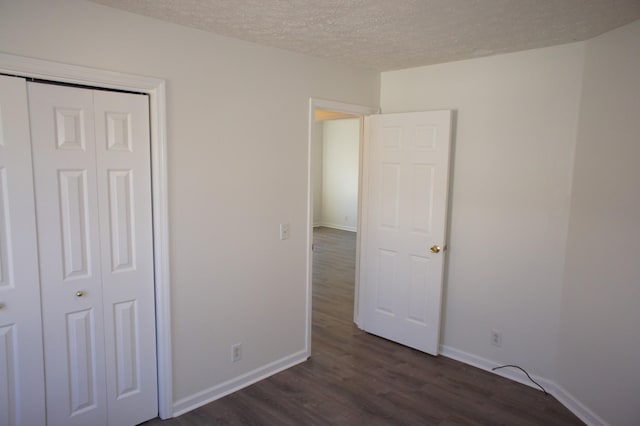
top-left (280, 223), bottom-right (290, 240)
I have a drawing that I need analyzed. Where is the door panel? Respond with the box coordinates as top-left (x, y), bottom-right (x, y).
top-left (58, 169), bottom-right (92, 279)
top-left (0, 325), bottom-right (17, 424)
top-left (0, 75), bottom-right (46, 426)
top-left (360, 111), bottom-right (452, 355)
top-left (29, 82), bottom-right (108, 426)
top-left (380, 163), bottom-right (400, 228)
top-left (66, 308), bottom-right (99, 415)
top-left (113, 300), bottom-right (139, 397)
top-left (375, 249), bottom-right (397, 314)
top-left (107, 170), bottom-right (135, 272)
top-left (94, 90), bottom-right (158, 426)
top-left (408, 254), bottom-right (430, 324)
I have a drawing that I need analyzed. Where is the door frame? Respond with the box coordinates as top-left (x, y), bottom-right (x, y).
top-left (0, 53), bottom-right (173, 419)
top-left (305, 98), bottom-right (378, 357)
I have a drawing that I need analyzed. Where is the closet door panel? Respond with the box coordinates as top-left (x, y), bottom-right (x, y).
top-left (0, 75), bottom-right (46, 426)
top-left (28, 82), bottom-right (108, 426)
top-left (94, 90), bottom-right (157, 425)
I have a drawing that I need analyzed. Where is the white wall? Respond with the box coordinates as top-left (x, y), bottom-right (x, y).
top-left (381, 43), bottom-right (585, 380)
top-left (557, 20), bottom-right (640, 426)
top-left (381, 21), bottom-right (640, 425)
top-left (0, 0), bottom-right (379, 412)
top-left (319, 118), bottom-right (360, 231)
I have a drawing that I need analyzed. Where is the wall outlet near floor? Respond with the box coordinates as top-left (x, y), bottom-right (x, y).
top-left (491, 330), bottom-right (503, 347)
top-left (231, 343), bottom-right (242, 362)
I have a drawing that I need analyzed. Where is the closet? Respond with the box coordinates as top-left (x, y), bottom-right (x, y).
top-left (0, 75), bottom-right (157, 426)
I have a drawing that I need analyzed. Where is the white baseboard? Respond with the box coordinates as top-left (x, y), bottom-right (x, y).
top-left (439, 345), bottom-right (553, 391)
top-left (550, 383), bottom-right (608, 426)
top-left (315, 222), bottom-right (357, 232)
top-left (439, 345), bottom-right (607, 426)
top-left (171, 343), bottom-right (606, 424)
top-left (172, 349), bottom-right (308, 417)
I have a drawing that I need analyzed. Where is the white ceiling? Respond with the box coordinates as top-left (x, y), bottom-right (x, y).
top-left (89, 0), bottom-right (640, 71)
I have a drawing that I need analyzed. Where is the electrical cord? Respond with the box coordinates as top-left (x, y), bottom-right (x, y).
top-left (491, 364), bottom-right (549, 395)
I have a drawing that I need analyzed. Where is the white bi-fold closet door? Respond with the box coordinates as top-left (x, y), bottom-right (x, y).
top-left (0, 74), bottom-right (46, 426)
top-left (0, 75), bottom-right (158, 426)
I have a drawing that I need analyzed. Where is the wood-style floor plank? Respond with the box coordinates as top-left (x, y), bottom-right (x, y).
top-left (145, 227), bottom-right (583, 425)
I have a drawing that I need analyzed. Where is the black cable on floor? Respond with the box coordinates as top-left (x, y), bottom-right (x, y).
top-left (492, 364), bottom-right (549, 395)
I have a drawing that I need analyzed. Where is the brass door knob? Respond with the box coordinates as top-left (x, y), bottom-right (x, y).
top-left (75, 290), bottom-right (85, 297)
top-left (430, 245), bottom-right (441, 254)
top-left (0, 303), bottom-right (5, 309)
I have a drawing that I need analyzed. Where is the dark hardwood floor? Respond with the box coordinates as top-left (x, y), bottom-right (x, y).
top-left (146, 227), bottom-right (583, 425)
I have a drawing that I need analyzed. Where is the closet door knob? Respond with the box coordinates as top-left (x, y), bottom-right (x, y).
top-left (0, 303), bottom-right (5, 309)
top-left (75, 291), bottom-right (85, 298)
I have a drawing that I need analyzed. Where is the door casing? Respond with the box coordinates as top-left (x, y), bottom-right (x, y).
top-left (0, 53), bottom-right (173, 419)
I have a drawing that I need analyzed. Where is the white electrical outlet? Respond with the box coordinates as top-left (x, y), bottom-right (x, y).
top-left (491, 330), bottom-right (503, 347)
top-left (231, 343), bottom-right (242, 362)
top-left (280, 223), bottom-right (290, 240)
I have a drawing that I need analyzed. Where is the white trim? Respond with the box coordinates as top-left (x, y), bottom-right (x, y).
top-left (551, 384), bottom-right (608, 426)
top-left (439, 345), bottom-right (553, 390)
top-left (440, 345), bottom-right (607, 426)
top-left (306, 98), bottom-right (379, 357)
top-left (172, 349), bottom-right (308, 417)
top-left (311, 98), bottom-right (380, 117)
top-left (314, 222), bottom-right (357, 233)
top-left (356, 116), bottom-right (372, 328)
top-left (0, 52), bottom-right (173, 419)
top-left (0, 52), bottom-right (163, 92)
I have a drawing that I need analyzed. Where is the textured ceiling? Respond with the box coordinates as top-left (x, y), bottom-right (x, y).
top-left (89, 0), bottom-right (640, 71)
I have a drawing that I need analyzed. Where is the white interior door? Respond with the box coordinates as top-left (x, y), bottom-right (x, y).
top-left (0, 75), bottom-right (46, 426)
top-left (93, 89), bottom-right (158, 426)
top-left (30, 82), bottom-right (107, 426)
top-left (359, 110), bottom-right (452, 355)
top-left (28, 82), bottom-right (157, 426)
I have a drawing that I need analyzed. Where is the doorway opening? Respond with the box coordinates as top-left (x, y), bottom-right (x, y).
top-left (312, 112), bottom-right (360, 356)
top-left (305, 99), bottom-right (378, 357)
